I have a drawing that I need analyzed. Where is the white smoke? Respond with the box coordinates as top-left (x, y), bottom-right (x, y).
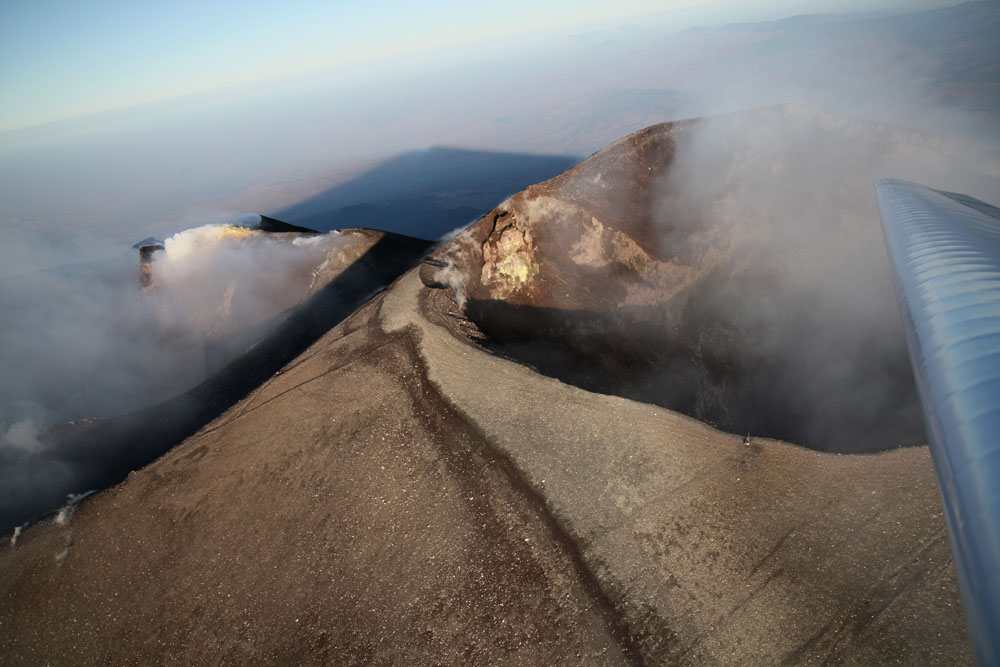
top-left (434, 263), bottom-right (470, 309)
top-left (638, 104), bottom-right (1000, 450)
top-left (0, 402), bottom-right (49, 453)
top-left (0, 221), bottom-right (347, 533)
top-left (430, 227), bottom-right (479, 308)
top-left (55, 490), bottom-right (93, 527)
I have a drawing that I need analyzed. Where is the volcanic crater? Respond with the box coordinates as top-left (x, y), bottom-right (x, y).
top-left (423, 105), bottom-right (1000, 453)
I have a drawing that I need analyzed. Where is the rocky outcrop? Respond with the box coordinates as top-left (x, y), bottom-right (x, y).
top-left (135, 239), bottom-right (165, 289)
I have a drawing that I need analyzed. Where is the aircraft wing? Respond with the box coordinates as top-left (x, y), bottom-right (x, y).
top-left (876, 178), bottom-right (1000, 666)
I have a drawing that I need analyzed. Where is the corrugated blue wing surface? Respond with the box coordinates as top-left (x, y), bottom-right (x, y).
top-left (877, 178), bottom-right (1000, 666)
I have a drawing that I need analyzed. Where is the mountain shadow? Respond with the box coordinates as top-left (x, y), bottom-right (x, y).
top-left (273, 147), bottom-right (579, 240)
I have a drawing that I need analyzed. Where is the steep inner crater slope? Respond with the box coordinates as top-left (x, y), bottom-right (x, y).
top-left (423, 105), bottom-right (1000, 452)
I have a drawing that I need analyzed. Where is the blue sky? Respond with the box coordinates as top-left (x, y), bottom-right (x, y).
top-left (0, 0), bottom-right (960, 133)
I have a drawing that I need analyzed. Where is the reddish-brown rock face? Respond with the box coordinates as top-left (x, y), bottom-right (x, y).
top-left (423, 122), bottom-right (684, 314)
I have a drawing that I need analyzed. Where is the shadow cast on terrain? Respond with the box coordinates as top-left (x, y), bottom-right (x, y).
top-left (2, 234), bottom-right (432, 533)
top-left (465, 297), bottom-right (926, 455)
top-left (274, 147), bottom-right (579, 239)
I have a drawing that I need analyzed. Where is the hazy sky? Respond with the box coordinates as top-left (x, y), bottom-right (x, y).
top-left (0, 0), bottom-right (961, 133)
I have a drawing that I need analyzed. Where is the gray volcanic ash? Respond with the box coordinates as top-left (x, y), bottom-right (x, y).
top-left (423, 105), bottom-right (1000, 453)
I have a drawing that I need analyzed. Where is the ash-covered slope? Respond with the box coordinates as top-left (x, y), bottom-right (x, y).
top-left (424, 104), bottom-right (1000, 452)
top-left (0, 279), bottom-right (631, 666)
top-left (0, 267), bottom-right (970, 665)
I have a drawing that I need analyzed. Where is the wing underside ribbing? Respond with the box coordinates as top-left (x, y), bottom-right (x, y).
top-left (877, 178), bottom-right (1000, 666)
